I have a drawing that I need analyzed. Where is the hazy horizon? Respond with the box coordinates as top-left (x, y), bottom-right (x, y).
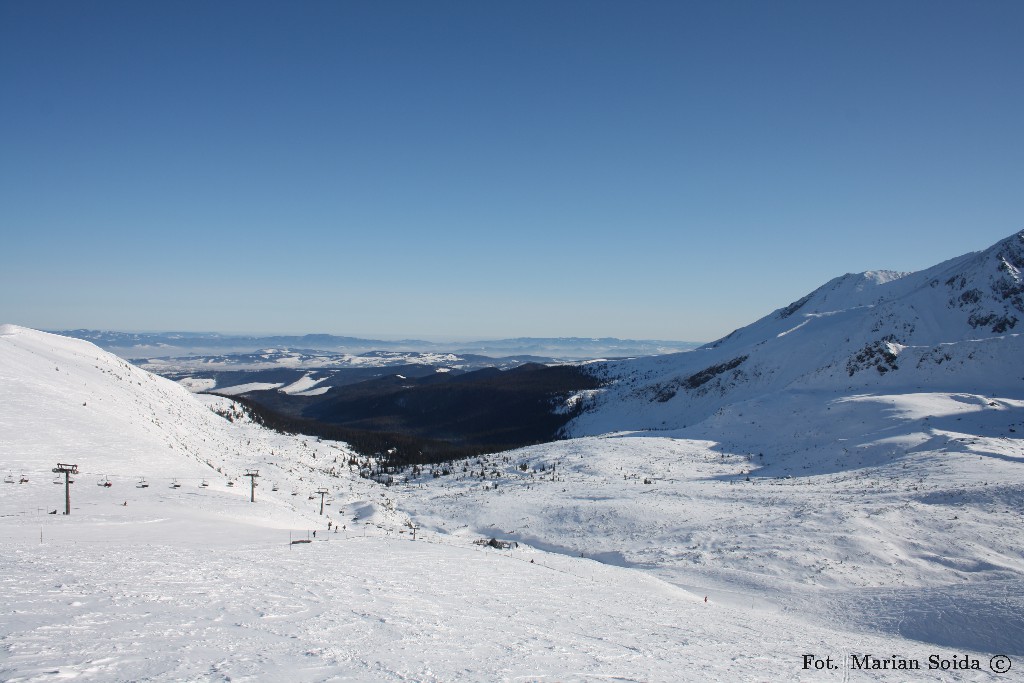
top-left (39, 327), bottom-right (705, 345)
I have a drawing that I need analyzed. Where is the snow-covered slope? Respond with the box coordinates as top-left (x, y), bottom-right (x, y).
top-left (376, 231), bottom-right (1024, 668)
top-left (570, 230), bottom-right (1024, 434)
top-left (398, 414), bottom-right (1024, 658)
top-left (0, 323), bottom-right (234, 480)
top-left (0, 324), bottom-right (402, 529)
top-left (3, 300), bottom-right (1023, 680)
top-left (11, 325), bottom-right (991, 681)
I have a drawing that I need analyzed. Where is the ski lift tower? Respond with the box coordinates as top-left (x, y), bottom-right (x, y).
top-left (316, 488), bottom-right (329, 515)
top-left (243, 469), bottom-right (260, 503)
top-left (52, 463), bottom-right (78, 515)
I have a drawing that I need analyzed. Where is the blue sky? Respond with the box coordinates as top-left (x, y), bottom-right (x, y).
top-left (2, 1), bottom-right (1022, 341)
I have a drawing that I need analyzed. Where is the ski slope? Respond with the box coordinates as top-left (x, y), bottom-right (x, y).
top-left (3, 325), bottom-right (1021, 680)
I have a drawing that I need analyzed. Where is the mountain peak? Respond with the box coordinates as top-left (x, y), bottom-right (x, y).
top-left (571, 230), bottom-right (1024, 435)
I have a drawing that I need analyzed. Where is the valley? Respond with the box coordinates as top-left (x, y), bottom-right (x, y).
top-left (3, 231), bottom-right (1023, 681)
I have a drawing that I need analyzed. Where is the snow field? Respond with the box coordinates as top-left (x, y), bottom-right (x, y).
top-left (395, 391), bottom-right (1024, 660)
top-left (3, 323), bottom-right (1023, 680)
top-left (3, 521), bottom-right (1002, 682)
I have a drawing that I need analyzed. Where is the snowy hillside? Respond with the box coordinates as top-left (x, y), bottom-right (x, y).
top-left (6, 327), bottom-right (1019, 679)
top-left (569, 230), bottom-right (1024, 434)
top-left (5, 226), bottom-right (1024, 683)
top-left (0, 324), bottom-right (409, 530)
top-left (10, 325), bottom-right (1000, 681)
top-left (398, 392), bottom-right (1024, 657)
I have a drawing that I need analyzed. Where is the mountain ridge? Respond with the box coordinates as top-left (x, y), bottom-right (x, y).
top-left (570, 229), bottom-right (1024, 435)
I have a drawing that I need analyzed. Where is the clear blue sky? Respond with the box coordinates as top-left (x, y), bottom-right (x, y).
top-left (2, 1), bottom-right (1022, 341)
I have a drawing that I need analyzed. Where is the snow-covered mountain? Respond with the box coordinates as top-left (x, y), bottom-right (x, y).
top-left (570, 230), bottom-right (1024, 434)
top-left (3, 269), bottom-right (1024, 680)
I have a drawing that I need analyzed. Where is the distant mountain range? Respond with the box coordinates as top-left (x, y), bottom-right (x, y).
top-left (569, 229), bottom-right (1024, 435)
top-left (50, 331), bottom-right (701, 363)
top-left (133, 349), bottom-right (554, 375)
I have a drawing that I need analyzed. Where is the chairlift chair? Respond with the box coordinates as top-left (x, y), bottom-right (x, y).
top-left (19, 475), bottom-right (28, 484)
top-left (137, 477), bottom-right (149, 489)
top-left (52, 475), bottom-right (62, 485)
top-left (171, 479), bottom-right (181, 489)
top-left (97, 476), bottom-right (112, 488)
top-left (226, 480), bottom-right (235, 487)
top-left (4, 472), bottom-right (14, 484)
top-left (200, 479), bottom-right (209, 488)
top-left (272, 483), bottom-right (278, 491)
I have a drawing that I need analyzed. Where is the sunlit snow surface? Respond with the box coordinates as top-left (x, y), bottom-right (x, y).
top-left (2, 325), bottom-right (1023, 681)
